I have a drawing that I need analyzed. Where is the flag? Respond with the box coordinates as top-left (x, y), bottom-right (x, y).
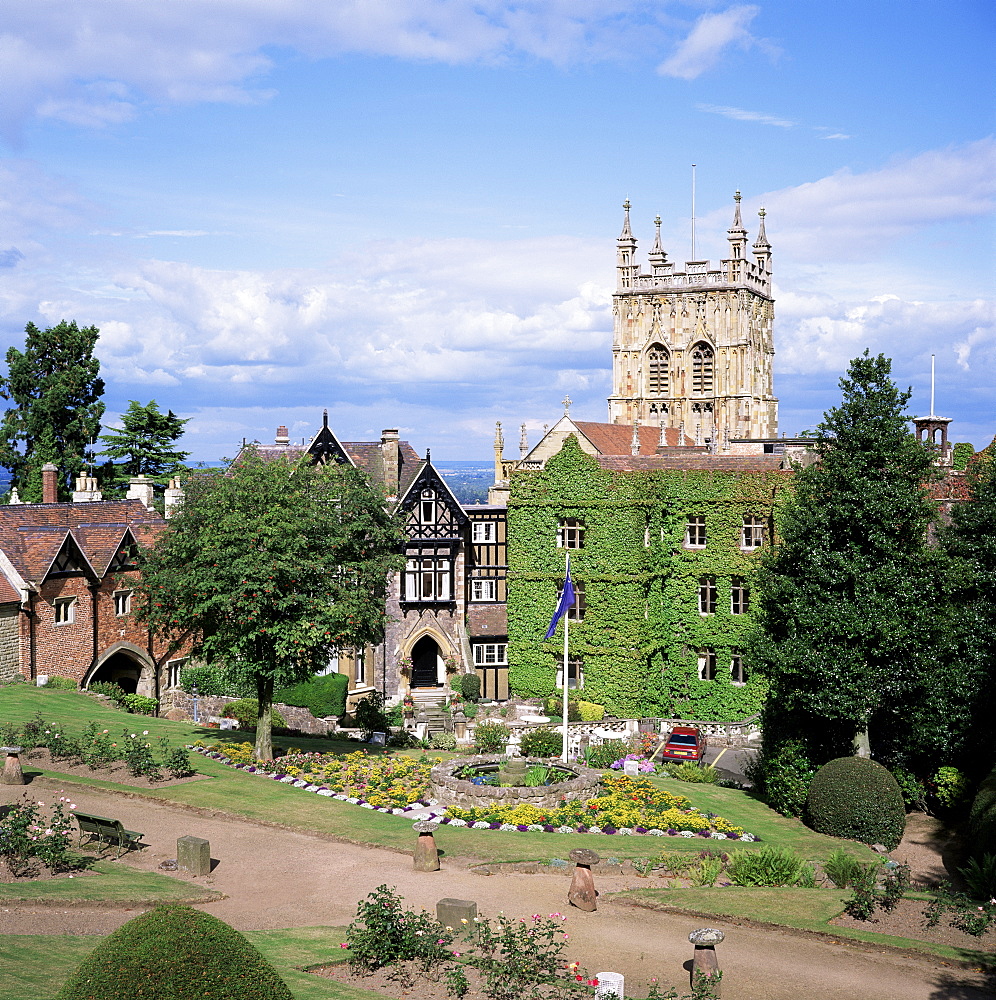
top-left (544, 556), bottom-right (575, 639)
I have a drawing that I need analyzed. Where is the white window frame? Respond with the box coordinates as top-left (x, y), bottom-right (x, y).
top-left (473, 643), bottom-right (508, 665)
top-left (355, 648), bottom-right (366, 685)
top-left (471, 579), bottom-right (497, 602)
top-left (698, 576), bottom-right (716, 615)
top-left (731, 653), bottom-right (747, 686)
top-left (166, 657), bottom-right (188, 689)
top-left (556, 656), bottom-right (584, 689)
top-left (731, 578), bottom-right (750, 615)
top-left (113, 590), bottom-right (132, 617)
top-left (557, 519), bottom-right (584, 549)
top-left (419, 490), bottom-right (436, 525)
top-left (685, 515), bottom-right (707, 548)
top-left (697, 648), bottom-right (717, 681)
top-left (404, 556), bottom-right (451, 601)
top-left (53, 597), bottom-right (76, 625)
top-left (742, 516), bottom-right (765, 550)
top-left (472, 521), bottom-right (496, 543)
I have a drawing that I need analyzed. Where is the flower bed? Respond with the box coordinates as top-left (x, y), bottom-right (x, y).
top-left (193, 746), bottom-right (759, 841)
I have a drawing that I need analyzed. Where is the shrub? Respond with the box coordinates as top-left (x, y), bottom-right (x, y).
top-left (121, 694), bottom-right (158, 716)
top-left (932, 766), bottom-right (971, 810)
top-left (750, 741), bottom-right (814, 818)
top-left (179, 665), bottom-right (229, 697)
top-left (727, 846), bottom-right (813, 887)
top-left (474, 721), bottom-right (510, 753)
top-left (463, 703), bottom-right (478, 719)
top-left (0, 797), bottom-right (80, 876)
top-left (576, 700), bottom-right (605, 722)
top-left (87, 681), bottom-right (127, 706)
top-left (43, 675), bottom-right (78, 690)
top-left (56, 903), bottom-right (294, 1000)
top-left (667, 762), bottom-right (718, 784)
top-left (822, 847), bottom-right (866, 889)
top-left (274, 672), bottom-right (348, 719)
top-left (429, 731), bottom-right (457, 751)
top-left (520, 727), bottom-right (563, 758)
top-left (806, 756), bottom-right (906, 850)
top-left (354, 691), bottom-right (390, 739)
top-left (969, 765), bottom-right (996, 862)
top-left (959, 854), bottom-right (996, 901)
top-left (544, 696), bottom-right (581, 721)
top-left (844, 862), bottom-right (911, 920)
top-left (890, 767), bottom-right (927, 812)
top-left (585, 739), bottom-right (631, 769)
top-left (222, 699), bottom-right (286, 730)
top-left (460, 673), bottom-right (481, 702)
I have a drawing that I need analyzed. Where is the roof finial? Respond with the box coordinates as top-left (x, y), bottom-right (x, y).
top-left (562, 394), bottom-right (572, 416)
top-left (652, 215), bottom-right (663, 252)
top-left (618, 199), bottom-right (634, 241)
top-left (426, 448), bottom-right (431, 464)
top-left (322, 408), bottom-right (329, 429)
top-left (519, 422), bottom-right (528, 458)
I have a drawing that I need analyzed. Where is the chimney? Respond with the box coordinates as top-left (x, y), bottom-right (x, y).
top-left (72, 475), bottom-right (102, 503)
top-left (41, 463), bottom-right (58, 503)
top-left (275, 425), bottom-right (289, 446)
top-left (164, 477), bottom-right (185, 518)
top-left (381, 430), bottom-right (400, 497)
top-left (126, 476), bottom-right (156, 509)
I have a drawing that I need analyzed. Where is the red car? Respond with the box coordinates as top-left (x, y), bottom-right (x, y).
top-left (660, 726), bottom-right (704, 764)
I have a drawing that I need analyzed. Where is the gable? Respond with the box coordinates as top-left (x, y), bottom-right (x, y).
top-left (45, 532), bottom-right (96, 581)
top-left (305, 413), bottom-right (356, 468)
top-left (398, 462), bottom-right (468, 540)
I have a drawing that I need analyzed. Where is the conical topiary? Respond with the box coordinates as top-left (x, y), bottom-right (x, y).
top-left (56, 904), bottom-right (294, 1000)
top-left (805, 756), bottom-right (906, 850)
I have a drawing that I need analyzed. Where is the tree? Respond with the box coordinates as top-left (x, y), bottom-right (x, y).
top-left (750, 352), bottom-right (948, 773)
top-left (0, 320), bottom-right (105, 501)
top-left (136, 449), bottom-right (404, 759)
top-left (98, 399), bottom-right (190, 496)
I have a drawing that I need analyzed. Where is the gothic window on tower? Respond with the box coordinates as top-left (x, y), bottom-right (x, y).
top-left (691, 342), bottom-right (715, 394)
top-left (646, 344), bottom-right (670, 396)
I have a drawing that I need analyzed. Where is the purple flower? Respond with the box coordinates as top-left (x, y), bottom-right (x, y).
top-left (667, 829), bottom-right (678, 836)
top-left (543, 825), bottom-right (555, 833)
top-left (698, 830), bottom-right (710, 837)
top-left (440, 817), bottom-right (451, 824)
top-left (604, 827), bottom-right (617, 835)
top-left (727, 832), bottom-right (740, 840)
top-left (577, 825), bottom-right (588, 833)
top-left (489, 822), bottom-right (501, 830)
top-left (517, 824), bottom-right (529, 832)
top-left (635, 826), bottom-right (648, 834)
top-left (246, 766), bottom-right (256, 773)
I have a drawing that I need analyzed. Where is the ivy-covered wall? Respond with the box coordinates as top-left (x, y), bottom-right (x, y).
top-left (507, 437), bottom-right (793, 721)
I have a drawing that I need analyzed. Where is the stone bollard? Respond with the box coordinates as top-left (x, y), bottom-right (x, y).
top-left (688, 928), bottom-right (724, 995)
top-left (437, 897), bottom-right (477, 930)
top-left (1, 747), bottom-right (24, 786)
top-left (568, 848), bottom-right (600, 911)
top-left (177, 836), bottom-right (211, 875)
top-left (413, 820), bottom-right (440, 872)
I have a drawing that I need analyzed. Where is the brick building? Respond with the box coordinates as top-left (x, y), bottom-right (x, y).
top-left (0, 465), bottom-right (191, 696)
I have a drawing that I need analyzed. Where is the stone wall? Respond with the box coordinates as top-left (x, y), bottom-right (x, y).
top-left (0, 605), bottom-right (19, 682)
top-left (158, 690), bottom-right (334, 735)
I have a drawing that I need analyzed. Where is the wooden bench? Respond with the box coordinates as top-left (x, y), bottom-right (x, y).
top-left (74, 811), bottom-right (146, 858)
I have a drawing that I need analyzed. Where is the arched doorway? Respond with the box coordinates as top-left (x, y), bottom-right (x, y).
top-left (85, 643), bottom-right (156, 697)
top-left (410, 635), bottom-right (442, 689)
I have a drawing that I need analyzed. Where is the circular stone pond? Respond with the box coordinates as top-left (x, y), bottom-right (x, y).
top-left (429, 754), bottom-right (603, 809)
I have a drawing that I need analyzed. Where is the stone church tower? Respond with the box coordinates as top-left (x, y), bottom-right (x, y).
top-left (607, 194), bottom-right (778, 446)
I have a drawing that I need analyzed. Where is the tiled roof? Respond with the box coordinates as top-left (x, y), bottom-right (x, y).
top-left (0, 500), bottom-right (164, 589)
top-left (342, 441), bottom-right (423, 496)
top-left (595, 454), bottom-right (787, 473)
top-left (574, 421), bottom-right (695, 455)
top-left (467, 604), bottom-right (508, 637)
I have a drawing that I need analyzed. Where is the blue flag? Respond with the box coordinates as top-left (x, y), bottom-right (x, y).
top-left (544, 556), bottom-right (575, 639)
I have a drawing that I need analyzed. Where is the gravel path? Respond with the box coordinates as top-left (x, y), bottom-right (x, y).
top-left (1, 781), bottom-right (991, 1000)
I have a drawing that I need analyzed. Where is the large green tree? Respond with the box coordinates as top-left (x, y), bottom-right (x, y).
top-left (136, 450), bottom-right (403, 758)
top-left (0, 320), bottom-right (105, 501)
top-left (751, 352), bottom-right (950, 773)
top-left (98, 399), bottom-right (190, 497)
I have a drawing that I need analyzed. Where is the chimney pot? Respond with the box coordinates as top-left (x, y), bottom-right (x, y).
top-left (41, 464), bottom-right (58, 504)
top-left (275, 425), bottom-right (289, 445)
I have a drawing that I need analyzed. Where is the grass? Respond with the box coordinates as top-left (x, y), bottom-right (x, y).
top-left (0, 859), bottom-right (222, 905)
top-left (0, 926), bottom-right (382, 1000)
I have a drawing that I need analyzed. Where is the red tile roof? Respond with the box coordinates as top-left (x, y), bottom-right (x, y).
top-left (574, 421), bottom-right (695, 455)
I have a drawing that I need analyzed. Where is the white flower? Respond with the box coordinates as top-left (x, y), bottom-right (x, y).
top-left (360, 802), bottom-right (375, 809)
top-left (317, 789), bottom-right (334, 797)
top-left (143, 731), bottom-right (149, 736)
top-left (293, 780), bottom-right (308, 788)
top-left (710, 832), bottom-right (727, 840)
top-left (648, 829), bottom-right (665, 836)
top-left (740, 833), bottom-right (756, 842)
top-left (500, 823), bottom-right (517, 832)
top-left (527, 824), bottom-right (543, 832)
top-left (472, 821), bottom-right (491, 829)
top-left (587, 826), bottom-right (602, 834)
top-left (448, 818), bottom-right (467, 827)
top-left (679, 830), bottom-right (695, 838)
top-left (280, 776), bottom-right (296, 783)
top-left (346, 797), bottom-right (360, 804)
top-left (557, 826), bottom-right (575, 834)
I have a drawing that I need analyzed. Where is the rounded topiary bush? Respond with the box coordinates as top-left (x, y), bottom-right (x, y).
top-left (805, 756), bottom-right (906, 850)
top-left (968, 765), bottom-right (996, 862)
top-left (57, 904), bottom-right (294, 1000)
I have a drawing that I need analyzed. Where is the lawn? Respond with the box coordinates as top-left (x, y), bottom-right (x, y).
top-left (0, 926), bottom-right (379, 1000)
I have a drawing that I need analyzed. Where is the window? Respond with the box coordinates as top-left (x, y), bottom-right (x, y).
top-left (742, 516), bottom-right (765, 550)
top-left (557, 656), bottom-right (584, 689)
top-left (474, 643), bottom-right (508, 665)
top-left (731, 653), bottom-right (748, 686)
top-left (698, 577), bottom-right (716, 615)
top-left (166, 657), bottom-right (188, 689)
top-left (472, 521), bottom-right (496, 543)
top-left (685, 515), bottom-right (707, 548)
top-left (566, 580), bottom-right (586, 621)
top-left (557, 519), bottom-right (584, 549)
top-left (691, 342), bottom-right (714, 394)
top-left (404, 556), bottom-right (451, 601)
top-left (471, 579), bottom-right (497, 602)
top-left (355, 648), bottom-right (366, 685)
top-left (419, 490), bottom-right (436, 525)
top-left (647, 344), bottom-right (670, 396)
top-left (731, 578), bottom-right (750, 615)
top-left (53, 598), bottom-right (75, 625)
top-left (697, 648), bottom-right (717, 681)
top-left (114, 590), bottom-right (132, 616)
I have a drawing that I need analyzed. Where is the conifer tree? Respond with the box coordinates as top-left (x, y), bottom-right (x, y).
top-left (0, 320), bottom-right (104, 500)
top-left (752, 352), bottom-right (946, 774)
top-left (136, 449), bottom-right (403, 760)
top-left (98, 399), bottom-right (190, 496)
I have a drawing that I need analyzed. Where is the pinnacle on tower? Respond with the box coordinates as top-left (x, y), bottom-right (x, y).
top-left (727, 190), bottom-right (748, 258)
top-left (616, 199), bottom-right (639, 289)
top-left (619, 198), bottom-right (634, 241)
top-left (752, 207), bottom-right (771, 271)
top-left (648, 214), bottom-right (668, 269)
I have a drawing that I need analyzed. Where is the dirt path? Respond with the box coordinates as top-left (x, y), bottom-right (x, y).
top-left (1, 782), bottom-right (991, 1000)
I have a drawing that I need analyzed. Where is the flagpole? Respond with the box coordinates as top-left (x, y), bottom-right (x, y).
top-left (562, 552), bottom-right (570, 764)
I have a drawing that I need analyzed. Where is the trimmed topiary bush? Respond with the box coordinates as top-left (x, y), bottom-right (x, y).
top-left (56, 903), bottom-right (294, 1000)
top-left (222, 699), bottom-right (286, 730)
top-left (274, 672), bottom-right (348, 719)
top-left (520, 727), bottom-right (563, 757)
top-left (968, 765), bottom-right (996, 863)
top-left (576, 701), bottom-right (605, 722)
top-left (806, 756), bottom-right (906, 850)
top-left (460, 672), bottom-right (481, 702)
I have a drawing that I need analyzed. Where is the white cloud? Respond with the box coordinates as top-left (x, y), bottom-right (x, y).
top-left (696, 103), bottom-right (794, 128)
top-left (658, 5), bottom-right (760, 80)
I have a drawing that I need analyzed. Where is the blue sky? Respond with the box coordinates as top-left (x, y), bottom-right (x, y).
top-left (0, 1), bottom-right (993, 461)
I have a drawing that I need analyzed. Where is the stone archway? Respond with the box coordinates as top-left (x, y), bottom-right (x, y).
top-left (85, 642), bottom-right (156, 697)
top-left (409, 635), bottom-right (443, 689)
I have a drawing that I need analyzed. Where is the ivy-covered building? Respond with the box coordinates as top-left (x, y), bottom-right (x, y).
top-left (506, 436), bottom-right (793, 721)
